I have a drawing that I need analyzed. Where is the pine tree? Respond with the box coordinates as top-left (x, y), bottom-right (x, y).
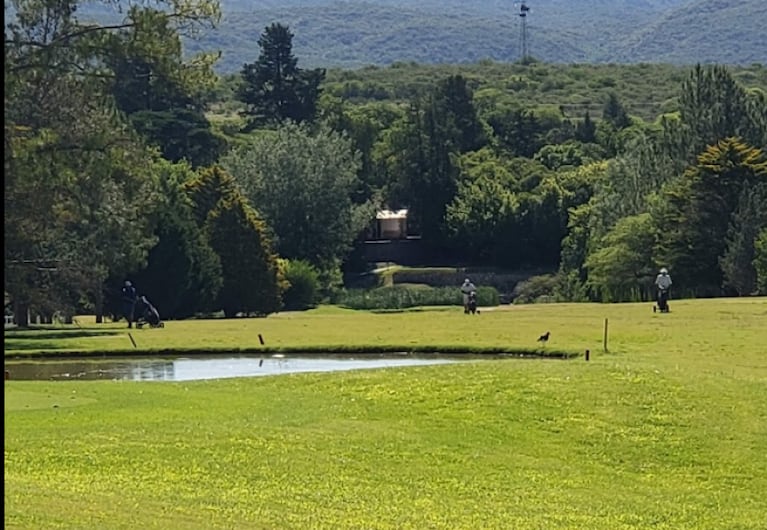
top-left (185, 165), bottom-right (282, 317)
top-left (206, 196), bottom-right (281, 317)
top-left (720, 184), bottom-right (767, 295)
top-left (602, 92), bottom-right (631, 130)
top-left (238, 23), bottom-right (325, 128)
top-left (575, 111), bottom-right (597, 143)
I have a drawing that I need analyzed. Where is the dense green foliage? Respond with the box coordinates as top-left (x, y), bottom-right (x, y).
top-left (237, 22), bottom-right (325, 128)
top-left (221, 121), bottom-right (376, 281)
top-left (5, 0), bottom-right (164, 324)
top-left (105, 5), bottom-right (225, 167)
top-left (5, 1), bottom-right (767, 326)
top-left (4, 0), bottom-right (226, 324)
top-left (336, 284), bottom-right (499, 311)
top-left (280, 258), bottom-right (321, 310)
top-left (655, 138), bottom-right (767, 296)
top-left (129, 161), bottom-right (222, 319)
top-left (755, 229), bottom-right (767, 294)
top-left (185, 166), bottom-right (281, 317)
top-left (319, 62), bottom-right (767, 123)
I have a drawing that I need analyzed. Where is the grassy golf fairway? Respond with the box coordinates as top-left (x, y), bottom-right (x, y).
top-left (4, 298), bottom-right (767, 529)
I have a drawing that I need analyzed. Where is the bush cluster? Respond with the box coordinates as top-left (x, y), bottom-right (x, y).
top-left (512, 274), bottom-right (561, 304)
top-left (336, 285), bottom-right (499, 310)
top-left (281, 259), bottom-right (320, 310)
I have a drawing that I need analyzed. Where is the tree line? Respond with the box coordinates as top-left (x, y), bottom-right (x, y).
top-left (5, 0), bottom-right (766, 326)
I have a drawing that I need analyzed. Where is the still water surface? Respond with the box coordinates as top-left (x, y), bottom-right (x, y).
top-left (5, 355), bottom-right (463, 382)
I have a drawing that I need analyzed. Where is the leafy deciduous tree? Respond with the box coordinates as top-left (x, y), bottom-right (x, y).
top-left (584, 213), bottom-right (656, 302)
top-left (4, 0), bottom-right (220, 323)
top-left (105, 6), bottom-right (224, 168)
top-left (222, 122), bottom-right (374, 278)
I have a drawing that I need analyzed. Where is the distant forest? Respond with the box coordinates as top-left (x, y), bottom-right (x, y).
top-left (179, 0), bottom-right (767, 72)
top-left (213, 62), bottom-right (767, 125)
top-left (72, 0), bottom-right (767, 72)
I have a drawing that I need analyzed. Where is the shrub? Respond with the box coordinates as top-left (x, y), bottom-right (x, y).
top-left (512, 274), bottom-right (560, 304)
top-left (390, 268), bottom-right (461, 286)
top-left (553, 271), bottom-right (589, 302)
top-left (282, 259), bottom-right (320, 311)
top-left (336, 285), bottom-right (499, 310)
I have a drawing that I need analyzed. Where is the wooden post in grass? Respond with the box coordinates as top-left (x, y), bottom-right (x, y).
top-left (585, 349), bottom-right (590, 361)
top-left (128, 333), bottom-right (137, 348)
top-left (603, 318), bottom-right (609, 352)
top-left (258, 334), bottom-right (265, 345)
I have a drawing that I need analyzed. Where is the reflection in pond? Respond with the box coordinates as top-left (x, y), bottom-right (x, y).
top-left (5, 355), bottom-right (463, 382)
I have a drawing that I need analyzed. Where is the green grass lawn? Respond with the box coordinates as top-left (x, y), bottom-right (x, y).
top-left (4, 298), bottom-right (767, 529)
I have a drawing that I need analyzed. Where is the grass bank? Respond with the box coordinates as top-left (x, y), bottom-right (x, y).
top-left (4, 298), bottom-right (767, 529)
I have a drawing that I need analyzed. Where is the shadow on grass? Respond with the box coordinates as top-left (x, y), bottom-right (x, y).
top-left (4, 339), bottom-right (74, 351)
top-left (5, 329), bottom-right (120, 340)
top-left (4, 329), bottom-right (122, 350)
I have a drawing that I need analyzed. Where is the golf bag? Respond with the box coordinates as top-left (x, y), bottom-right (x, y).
top-left (467, 291), bottom-right (478, 315)
top-left (136, 296), bottom-right (164, 328)
top-left (656, 288), bottom-right (670, 313)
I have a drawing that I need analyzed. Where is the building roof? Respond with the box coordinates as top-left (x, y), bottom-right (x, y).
top-left (376, 208), bottom-right (408, 220)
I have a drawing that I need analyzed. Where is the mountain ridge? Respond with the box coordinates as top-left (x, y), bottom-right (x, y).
top-left (58, 0), bottom-right (767, 72)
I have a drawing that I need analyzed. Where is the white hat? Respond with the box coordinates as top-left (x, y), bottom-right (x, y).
top-left (660, 268), bottom-right (668, 274)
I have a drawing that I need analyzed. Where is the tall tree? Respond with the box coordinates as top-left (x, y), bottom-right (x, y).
top-left (105, 6), bottom-right (225, 167)
top-left (5, 0), bottom-right (220, 323)
top-left (221, 122), bottom-right (374, 277)
top-left (719, 183), bottom-right (767, 296)
top-left (183, 163), bottom-right (241, 225)
top-left (575, 111), bottom-right (597, 143)
top-left (206, 196), bottom-right (281, 318)
top-left (185, 166), bottom-right (281, 317)
top-left (654, 137), bottom-right (767, 295)
top-left (754, 229), bottom-right (767, 295)
top-left (237, 23), bottom-right (325, 129)
top-left (584, 213), bottom-right (656, 302)
top-left (745, 88), bottom-right (767, 150)
top-left (132, 161), bottom-right (223, 319)
top-left (674, 64), bottom-right (764, 161)
top-left (388, 75), bottom-right (486, 245)
top-left (602, 92), bottom-right (631, 130)
top-left (432, 75), bottom-right (486, 153)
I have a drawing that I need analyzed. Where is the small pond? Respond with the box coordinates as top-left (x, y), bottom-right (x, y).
top-left (5, 355), bottom-right (464, 382)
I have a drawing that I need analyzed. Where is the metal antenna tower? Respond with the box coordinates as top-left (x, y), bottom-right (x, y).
top-left (518, 2), bottom-right (531, 62)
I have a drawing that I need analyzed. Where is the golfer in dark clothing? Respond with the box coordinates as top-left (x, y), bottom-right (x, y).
top-left (121, 280), bottom-right (138, 328)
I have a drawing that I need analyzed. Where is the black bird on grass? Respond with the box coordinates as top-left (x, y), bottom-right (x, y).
top-left (537, 331), bottom-right (550, 344)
